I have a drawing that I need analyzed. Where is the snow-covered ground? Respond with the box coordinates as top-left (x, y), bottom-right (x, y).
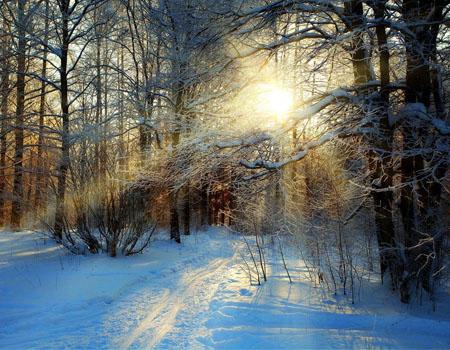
top-left (1, 227), bottom-right (450, 349)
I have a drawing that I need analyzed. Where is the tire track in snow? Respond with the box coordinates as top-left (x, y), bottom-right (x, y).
top-left (120, 256), bottom-right (233, 349)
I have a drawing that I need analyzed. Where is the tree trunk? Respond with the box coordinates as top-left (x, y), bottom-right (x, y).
top-left (169, 128), bottom-right (181, 243)
top-left (344, 0), bottom-right (401, 298)
top-left (34, 0), bottom-right (49, 213)
top-left (199, 182), bottom-right (208, 228)
top-left (169, 65), bottom-right (186, 242)
top-left (398, 0), bottom-right (447, 302)
top-left (169, 188), bottom-right (180, 243)
top-left (183, 187), bottom-right (190, 235)
top-left (95, 24), bottom-right (102, 178)
top-left (118, 46), bottom-right (126, 184)
top-left (344, 1), bottom-right (374, 86)
top-left (100, 34), bottom-right (108, 178)
top-left (0, 15), bottom-right (11, 226)
top-left (11, 0), bottom-right (27, 229)
top-left (54, 3), bottom-right (70, 240)
top-left (367, 0), bottom-right (399, 292)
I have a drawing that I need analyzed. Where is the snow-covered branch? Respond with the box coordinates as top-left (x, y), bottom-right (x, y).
top-left (239, 131), bottom-right (336, 171)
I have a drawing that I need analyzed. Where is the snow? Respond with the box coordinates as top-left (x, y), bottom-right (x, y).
top-left (1, 228), bottom-right (450, 349)
top-left (391, 103), bottom-right (427, 127)
top-left (390, 103), bottom-right (450, 135)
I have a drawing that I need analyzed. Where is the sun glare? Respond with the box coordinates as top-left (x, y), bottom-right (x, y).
top-left (260, 86), bottom-right (293, 120)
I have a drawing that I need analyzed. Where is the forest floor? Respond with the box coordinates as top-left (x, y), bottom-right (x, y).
top-left (1, 227), bottom-right (450, 349)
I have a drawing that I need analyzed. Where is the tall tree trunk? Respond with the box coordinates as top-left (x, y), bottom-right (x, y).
top-left (118, 46), bottom-right (126, 185)
top-left (54, 2), bottom-right (70, 240)
top-left (169, 64), bottom-right (187, 242)
top-left (399, 0), bottom-right (447, 301)
top-left (11, 0), bottom-right (27, 228)
top-left (169, 129), bottom-right (180, 243)
top-left (34, 0), bottom-right (49, 213)
top-left (344, 0), bottom-right (400, 298)
top-left (367, 0), bottom-right (399, 293)
top-left (0, 15), bottom-right (11, 226)
top-left (101, 37), bottom-right (108, 178)
top-left (399, 0), bottom-right (428, 298)
top-left (425, 3), bottom-right (448, 299)
top-left (95, 26), bottom-right (102, 178)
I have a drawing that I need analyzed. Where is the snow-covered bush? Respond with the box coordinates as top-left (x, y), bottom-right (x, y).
top-left (46, 183), bottom-right (157, 257)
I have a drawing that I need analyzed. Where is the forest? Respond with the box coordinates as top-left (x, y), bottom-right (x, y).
top-left (0, 0), bottom-right (449, 338)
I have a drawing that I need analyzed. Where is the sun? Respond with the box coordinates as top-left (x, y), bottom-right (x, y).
top-left (260, 86), bottom-right (293, 119)
top-left (237, 84), bottom-right (294, 128)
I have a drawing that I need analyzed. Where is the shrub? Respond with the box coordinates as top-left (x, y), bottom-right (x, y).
top-left (46, 183), bottom-right (157, 257)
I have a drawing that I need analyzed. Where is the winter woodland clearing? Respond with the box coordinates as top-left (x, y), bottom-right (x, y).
top-left (0, 0), bottom-right (449, 348)
top-left (1, 227), bottom-right (450, 349)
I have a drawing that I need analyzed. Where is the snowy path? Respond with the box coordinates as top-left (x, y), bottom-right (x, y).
top-left (119, 256), bottom-right (234, 349)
